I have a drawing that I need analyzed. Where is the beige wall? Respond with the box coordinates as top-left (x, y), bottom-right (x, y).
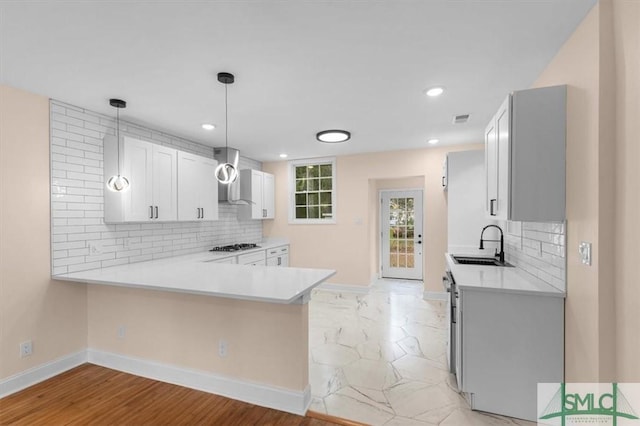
top-left (0, 85), bottom-right (87, 379)
top-left (263, 144), bottom-right (483, 292)
top-left (613, 0), bottom-right (640, 381)
top-left (534, 0), bottom-right (639, 381)
top-left (88, 286), bottom-right (308, 390)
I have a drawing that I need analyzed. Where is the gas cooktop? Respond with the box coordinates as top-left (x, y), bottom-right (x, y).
top-left (209, 243), bottom-right (260, 252)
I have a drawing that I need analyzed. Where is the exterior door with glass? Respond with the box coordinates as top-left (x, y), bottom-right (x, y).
top-left (381, 190), bottom-right (424, 280)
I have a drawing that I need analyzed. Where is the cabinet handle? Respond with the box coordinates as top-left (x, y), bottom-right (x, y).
top-left (201, 208), bottom-right (204, 219)
top-left (281, 248), bottom-right (287, 252)
top-left (490, 199), bottom-right (496, 216)
top-left (197, 208), bottom-right (201, 219)
top-left (149, 205), bottom-right (154, 219)
top-left (155, 206), bottom-right (158, 219)
top-left (442, 176), bottom-right (445, 187)
top-left (452, 305), bottom-right (456, 324)
top-left (277, 257), bottom-right (281, 266)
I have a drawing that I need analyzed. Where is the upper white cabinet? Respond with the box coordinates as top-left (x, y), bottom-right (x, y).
top-left (485, 85), bottom-right (566, 222)
top-left (104, 136), bottom-right (178, 223)
top-left (441, 155), bottom-right (448, 191)
top-left (238, 169), bottom-right (275, 220)
top-left (177, 152), bottom-right (218, 221)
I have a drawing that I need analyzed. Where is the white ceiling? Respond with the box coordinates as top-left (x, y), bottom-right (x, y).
top-left (0, 1), bottom-right (596, 162)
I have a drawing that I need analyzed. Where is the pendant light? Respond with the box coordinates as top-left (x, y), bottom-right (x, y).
top-left (215, 72), bottom-right (238, 185)
top-left (106, 98), bottom-right (130, 192)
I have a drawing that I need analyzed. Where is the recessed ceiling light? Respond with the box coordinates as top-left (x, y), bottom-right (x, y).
top-left (279, 153), bottom-right (288, 158)
top-left (425, 87), bottom-right (444, 97)
top-left (316, 130), bottom-right (351, 143)
top-left (202, 123), bottom-right (215, 130)
top-left (428, 139), bottom-right (439, 145)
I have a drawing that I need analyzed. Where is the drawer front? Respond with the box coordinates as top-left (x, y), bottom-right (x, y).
top-left (267, 245), bottom-right (289, 258)
top-left (213, 257), bottom-right (237, 264)
top-left (238, 251), bottom-right (266, 265)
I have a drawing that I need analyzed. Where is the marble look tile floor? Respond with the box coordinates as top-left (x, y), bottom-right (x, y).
top-left (308, 280), bottom-right (536, 426)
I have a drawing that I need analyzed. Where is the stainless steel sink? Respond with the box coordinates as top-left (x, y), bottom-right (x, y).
top-left (452, 255), bottom-right (513, 267)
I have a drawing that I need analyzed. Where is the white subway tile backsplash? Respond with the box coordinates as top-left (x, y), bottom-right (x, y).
top-left (505, 220), bottom-right (566, 292)
top-left (50, 99), bottom-right (262, 274)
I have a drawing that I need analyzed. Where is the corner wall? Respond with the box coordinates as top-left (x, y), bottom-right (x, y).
top-left (0, 85), bottom-right (87, 380)
top-left (613, 0), bottom-right (640, 381)
top-left (263, 144), bottom-right (482, 292)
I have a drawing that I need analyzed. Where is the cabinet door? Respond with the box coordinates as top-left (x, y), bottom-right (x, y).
top-left (152, 145), bottom-right (178, 221)
top-left (122, 137), bottom-right (153, 222)
top-left (199, 157), bottom-right (219, 221)
top-left (177, 152), bottom-right (200, 221)
top-left (495, 96), bottom-right (511, 221)
top-left (484, 122), bottom-right (498, 218)
top-left (279, 254), bottom-right (289, 267)
top-left (251, 170), bottom-right (264, 218)
top-left (266, 256), bottom-right (279, 267)
top-left (262, 172), bottom-right (275, 219)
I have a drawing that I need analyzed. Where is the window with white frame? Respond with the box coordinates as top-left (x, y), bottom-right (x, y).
top-left (289, 157), bottom-right (336, 224)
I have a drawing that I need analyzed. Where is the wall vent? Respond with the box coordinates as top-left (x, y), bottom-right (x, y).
top-left (452, 114), bottom-right (470, 124)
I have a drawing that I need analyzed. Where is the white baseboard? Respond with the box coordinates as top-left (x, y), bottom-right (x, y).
top-left (316, 282), bottom-right (371, 294)
top-left (0, 350), bottom-right (87, 398)
top-left (424, 291), bottom-right (448, 301)
top-left (87, 348), bottom-right (311, 416)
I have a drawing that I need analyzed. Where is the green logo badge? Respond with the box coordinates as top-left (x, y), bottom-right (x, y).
top-left (538, 383), bottom-right (640, 425)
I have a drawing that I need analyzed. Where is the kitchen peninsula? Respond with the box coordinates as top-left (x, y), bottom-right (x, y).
top-left (53, 253), bottom-right (335, 415)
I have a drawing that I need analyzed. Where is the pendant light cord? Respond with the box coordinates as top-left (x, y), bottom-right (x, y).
top-left (116, 107), bottom-right (121, 175)
top-left (225, 82), bottom-right (229, 164)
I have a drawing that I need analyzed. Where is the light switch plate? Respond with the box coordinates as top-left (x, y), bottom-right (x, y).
top-left (578, 241), bottom-right (591, 265)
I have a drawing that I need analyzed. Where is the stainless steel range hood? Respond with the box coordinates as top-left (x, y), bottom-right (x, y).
top-left (213, 147), bottom-right (248, 204)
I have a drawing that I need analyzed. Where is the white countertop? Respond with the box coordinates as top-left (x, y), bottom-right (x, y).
top-left (446, 253), bottom-right (565, 298)
top-left (54, 246), bottom-right (335, 304)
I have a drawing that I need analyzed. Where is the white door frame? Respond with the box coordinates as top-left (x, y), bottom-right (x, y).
top-left (379, 188), bottom-right (424, 280)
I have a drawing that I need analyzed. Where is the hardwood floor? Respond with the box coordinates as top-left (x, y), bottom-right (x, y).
top-left (0, 364), bottom-right (338, 425)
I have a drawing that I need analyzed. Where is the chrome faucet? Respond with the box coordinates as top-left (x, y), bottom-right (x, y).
top-left (479, 224), bottom-right (505, 263)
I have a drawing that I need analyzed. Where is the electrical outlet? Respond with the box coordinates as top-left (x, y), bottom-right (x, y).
top-left (218, 339), bottom-right (228, 358)
top-left (578, 242), bottom-right (592, 266)
top-left (88, 241), bottom-right (102, 255)
top-left (117, 325), bottom-right (126, 339)
top-left (20, 340), bottom-right (33, 357)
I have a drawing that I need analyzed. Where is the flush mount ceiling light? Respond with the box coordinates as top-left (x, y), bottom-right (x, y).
top-left (201, 123), bottom-right (215, 130)
top-left (279, 153), bottom-right (288, 158)
top-left (106, 98), bottom-right (130, 192)
top-left (214, 72), bottom-right (238, 185)
top-left (316, 130), bottom-right (351, 143)
top-left (425, 87), bottom-right (444, 97)
top-left (428, 138), bottom-right (440, 145)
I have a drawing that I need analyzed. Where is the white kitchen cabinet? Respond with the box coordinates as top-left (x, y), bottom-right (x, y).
top-left (238, 169), bottom-right (275, 220)
top-left (210, 256), bottom-right (237, 264)
top-left (266, 245), bottom-right (289, 267)
top-left (104, 136), bottom-right (178, 223)
top-left (456, 286), bottom-right (563, 422)
top-left (485, 85), bottom-right (566, 221)
top-left (177, 152), bottom-right (218, 221)
top-left (441, 155), bottom-right (448, 191)
top-left (237, 250), bottom-right (267, 266)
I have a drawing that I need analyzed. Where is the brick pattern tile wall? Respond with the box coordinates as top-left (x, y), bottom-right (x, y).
top-left (504, 221), bottom-right (566, 291)
top-left (50, 100), bottom-right (263, 275)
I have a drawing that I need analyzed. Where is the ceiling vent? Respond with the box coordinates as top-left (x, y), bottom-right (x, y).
top-left (452, 114), bottom-right (470, 124)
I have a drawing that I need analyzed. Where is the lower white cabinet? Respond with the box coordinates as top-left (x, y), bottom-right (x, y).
top-left (266, 245), bottom-right (289, 267)
top-left (177, 152), bottom-right (218, 221)
top-left (210, 257), bottom-right (237, 265)
top-left (456, 287), bottom-right (564, 422)
top-left (237, 251), bottom-right (266, 266)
